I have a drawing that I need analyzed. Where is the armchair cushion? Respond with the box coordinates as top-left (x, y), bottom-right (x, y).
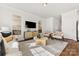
top-left (3, 35), bottom-right (13, 43)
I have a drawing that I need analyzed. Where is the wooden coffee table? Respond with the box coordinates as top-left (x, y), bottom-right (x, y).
top-left (35, 37), bottom-right (48, 46)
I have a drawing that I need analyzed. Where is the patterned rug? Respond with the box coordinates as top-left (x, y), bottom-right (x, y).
top-left (30, 47), bottom-right (54, 56)
top-left (26, 39), bottom-right (68, 56)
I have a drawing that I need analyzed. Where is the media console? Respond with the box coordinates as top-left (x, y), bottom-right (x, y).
top-left (24, 31), bottom-right (38, 40)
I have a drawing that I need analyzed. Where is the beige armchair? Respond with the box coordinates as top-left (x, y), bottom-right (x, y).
top-left (1, 35), bottom-right (22, 56)
top-left (43, 32), bottom-right (51, 38)
top-left (51, 32), bottom-right (64, 40)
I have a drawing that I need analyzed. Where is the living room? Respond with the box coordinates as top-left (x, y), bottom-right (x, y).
top-left (0, 3), bottom-right (79, 56)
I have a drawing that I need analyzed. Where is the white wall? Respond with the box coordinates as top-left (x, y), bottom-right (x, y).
top-left (62, 9), bottom-right (77, 41)
top-left (42, 17), bottom-right (61, 33)
top-left (0, 4), bottom-right (44, 40)
top-left (53, 17), bottom-right (61, 32)
top-left (42, 17), bottom-right (54, 33)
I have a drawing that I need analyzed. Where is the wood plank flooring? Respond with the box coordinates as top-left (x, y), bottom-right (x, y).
top-left (60, 39), bottom-right (79, 56)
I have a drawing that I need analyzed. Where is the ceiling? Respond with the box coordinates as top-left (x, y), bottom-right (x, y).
top-left (4, 3), bottom-right (79, 18)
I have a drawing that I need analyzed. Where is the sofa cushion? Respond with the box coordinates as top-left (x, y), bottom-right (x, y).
top-left (4, 35), bottom-right (13, 43)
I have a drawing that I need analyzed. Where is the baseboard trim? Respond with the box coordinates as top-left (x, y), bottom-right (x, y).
top-left (64, 38), bottom-right (77, 41)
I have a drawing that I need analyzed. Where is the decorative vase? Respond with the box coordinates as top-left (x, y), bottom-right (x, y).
top-left (37, 33), bottom-right (41, 39)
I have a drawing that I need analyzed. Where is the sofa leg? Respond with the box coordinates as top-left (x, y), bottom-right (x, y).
top-left (62, 37), bottom-right (64, 41)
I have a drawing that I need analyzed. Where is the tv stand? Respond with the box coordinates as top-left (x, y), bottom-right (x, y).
top-left (24, 31), bottom-right (38, 40)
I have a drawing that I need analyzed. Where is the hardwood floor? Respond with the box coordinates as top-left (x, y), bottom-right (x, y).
top-left (60, 39), bottom-right (79, 56)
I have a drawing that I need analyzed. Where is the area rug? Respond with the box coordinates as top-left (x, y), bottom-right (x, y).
top-left (30, 47), bottom-right (54, 56)
top-left (45, 39), bottom-right (68, 56)
top-left (26, 39), bottom-right (68, 56)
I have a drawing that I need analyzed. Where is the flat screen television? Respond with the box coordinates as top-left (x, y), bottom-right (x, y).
top-left (25, 21), bottom-right (36, 28)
